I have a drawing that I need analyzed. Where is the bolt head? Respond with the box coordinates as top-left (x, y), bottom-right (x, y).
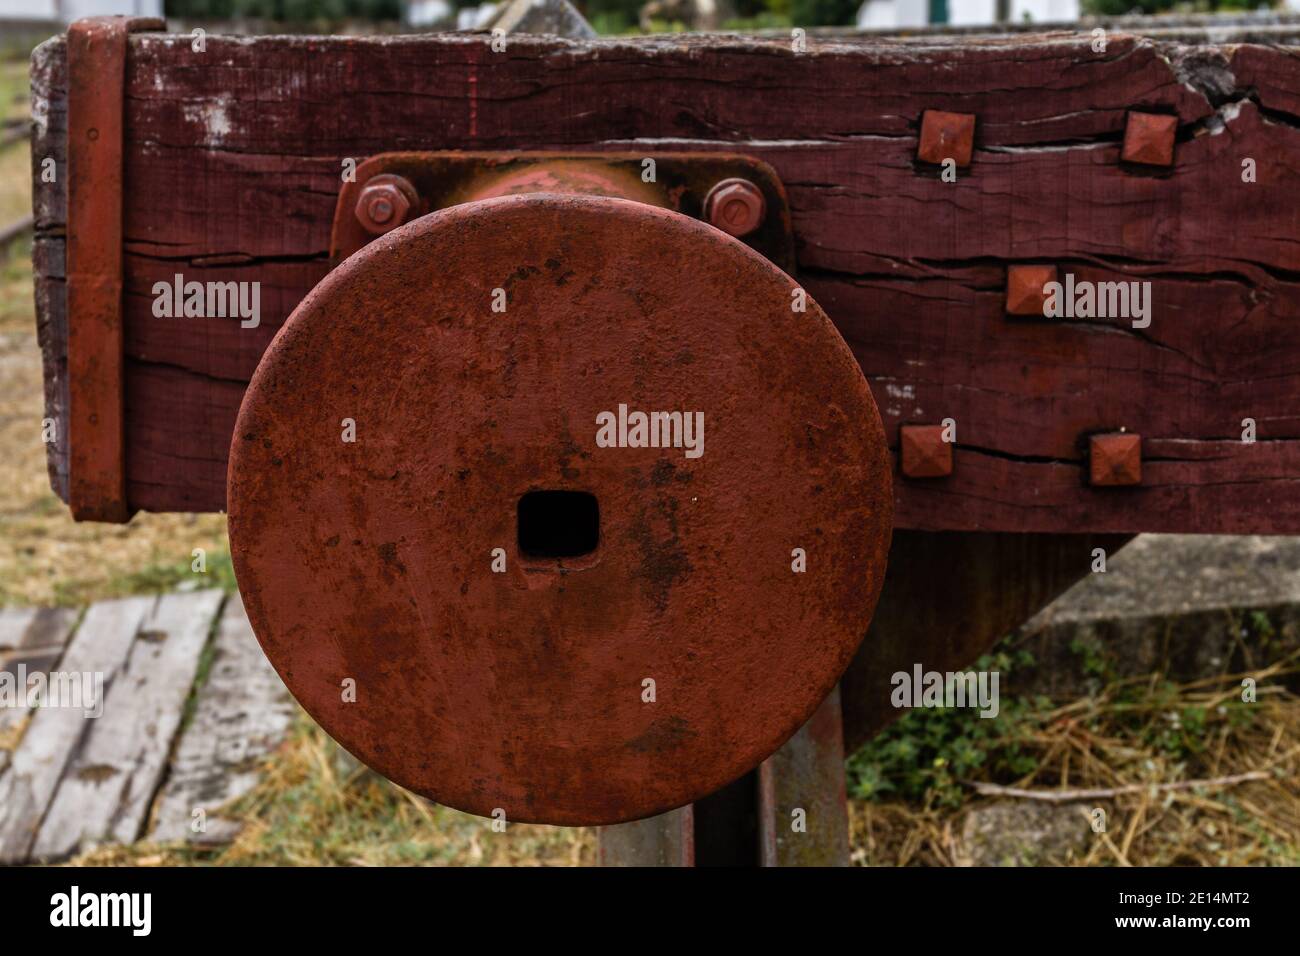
top-left (1006, 264), bottom-right (1059, 317)
top-left (1121, 112), bottom-right (1177, 167)
top-left (1090, 433), bottom-right (1142, 486)
top-left (356, 180), bottom-right (413, 235)
top-left (900, 424), bottom-right (953, 478)
top-left (704, 179), bottom-right (766, 238)
top-left (917, 110), bottom-right (976, 167)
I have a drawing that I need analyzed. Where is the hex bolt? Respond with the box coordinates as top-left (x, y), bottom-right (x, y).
top-left (1089, 432), bottom-right (1142, 486)
top-left (900, 424), bottom-right (953, 478)
top-left (355, 175), bottom-right (416, 236)
top-left (1121, 112), bottom-right (1177, 168)
top-left (917, 110), bottom-right (976, 168)
top-left (704, 178), bottom-right (766, 238)
top-left (1006, 264), bottom-right (1059, 317)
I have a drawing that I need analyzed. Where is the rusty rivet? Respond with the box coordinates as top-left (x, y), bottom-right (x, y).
top-left (703, 178), bottom-right (766, 238)
top-left (1006, 264), bottom-right (1058, 317)
top-left (1121, 112), bottom-right (1177, 167)
top-left (917, 110), bottom-right (975, 167)
top-left (1090, 432), bottom-right (1142, 486)
top-left (355, 175), bottom-right (416, 236)
top-left (900, 424), bottom-right (953, 478)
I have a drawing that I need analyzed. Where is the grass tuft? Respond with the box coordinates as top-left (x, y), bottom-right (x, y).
top-left (847, 639), bottom-right (1300, 866)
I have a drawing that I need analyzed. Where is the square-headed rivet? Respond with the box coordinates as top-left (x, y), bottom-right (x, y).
top-left (1121, 112), bottom-right (1177, 167)
top-left (1089, 433), bottom-right (1142, 486)
top-left (900, 424), bottom-right (953, 478)
top-left (917, 110), bottom-right (976, 167)
top-left (1006, 264), bottom-right (1058, 317)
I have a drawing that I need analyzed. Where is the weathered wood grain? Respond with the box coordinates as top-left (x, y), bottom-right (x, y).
top-left (598, 805), bottom-right (694, 866)
top-left (0, 607), bottom-right (78, 778)
top-left (29, 589), bottom-right (223, 861)
top-left (30, 38), bottom-right (68, 503)
top-left (0, 596), bottom-right (150, 864)
top-left (150, 592), bottom-right (293, 845)
top-left (30, 31), bottom-right (1300, 532)
top-left (757, 686), bottom-right (849, 866)
top-left (17, 607), bottom-right (80, 652)
top-left (0, 607), bottom-right (36, 652)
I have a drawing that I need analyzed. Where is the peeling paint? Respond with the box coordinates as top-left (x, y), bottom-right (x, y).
top-left (183, 95), bottom-right (234, 147)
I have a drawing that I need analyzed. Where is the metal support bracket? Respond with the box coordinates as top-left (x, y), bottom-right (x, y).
top-left (65, 15), bottom-right (162, 522)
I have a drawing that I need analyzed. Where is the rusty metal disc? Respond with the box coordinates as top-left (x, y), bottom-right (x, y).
top-left (228, 194), bottom-right (892, 826)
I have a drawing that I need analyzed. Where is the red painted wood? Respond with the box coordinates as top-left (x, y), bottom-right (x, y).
top-left (30, 32), bottom-right (1300, 531)
top-left (65, 18), bottom-right (137, 522)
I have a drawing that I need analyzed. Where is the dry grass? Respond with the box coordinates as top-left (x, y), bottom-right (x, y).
top-left (69, 711), bottom-right (596, 867)
top-left (0, 283), bottom-right (230, 606)
top-left (0, 134), bottom-right (30, 226)
top-left (849, 657), bottom-right (1300, 866)
top-left (0, 59), bottom-right (31, 229)
top-left (0, 131), bottom-right (229, 608)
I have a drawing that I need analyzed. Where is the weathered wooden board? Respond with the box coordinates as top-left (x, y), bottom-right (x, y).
top-left (0, 607), bottom-right (79, 778)
top-left (0, 608), bottom-right (37, 651)
top-left (757, 685), bottom-right (849, 866)
top-left (0, 596), bottom-right (151, 864)
top-left (598, 806), bottom-right (695, 866)
top-left (30, 589), bottom-right (223, 861)
top-left (30, 31), bottom-right (1300, 532)
top-left (150, 592), bottom-right (293, 845)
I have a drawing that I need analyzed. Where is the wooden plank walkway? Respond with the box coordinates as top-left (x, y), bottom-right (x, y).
top-left (0, 607), bottom-right (79, 778)
top-left (150, 593), bottom-right (296, 845)
top-left (0, 590), bottom-right (293, 863)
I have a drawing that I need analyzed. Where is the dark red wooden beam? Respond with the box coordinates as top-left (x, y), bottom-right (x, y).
top-left (30, 29), bottom-right (1300, 533)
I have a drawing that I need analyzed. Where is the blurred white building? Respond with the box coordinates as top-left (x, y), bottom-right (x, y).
top-left (406, 0), bottom-right (454, 26)
top-left (455, 2), bottom-right (501, 28)
top-left (0, 0), bottom-right (163, 21)
top-left (857, 0), bottom-right (1079, 28)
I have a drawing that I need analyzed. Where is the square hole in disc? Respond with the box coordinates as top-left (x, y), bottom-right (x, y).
top-left (517, 491), bottom-right (600, 559)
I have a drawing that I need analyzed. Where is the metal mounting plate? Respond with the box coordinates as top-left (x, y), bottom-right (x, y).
top-left (330, 151), bottom-right (797, 273)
